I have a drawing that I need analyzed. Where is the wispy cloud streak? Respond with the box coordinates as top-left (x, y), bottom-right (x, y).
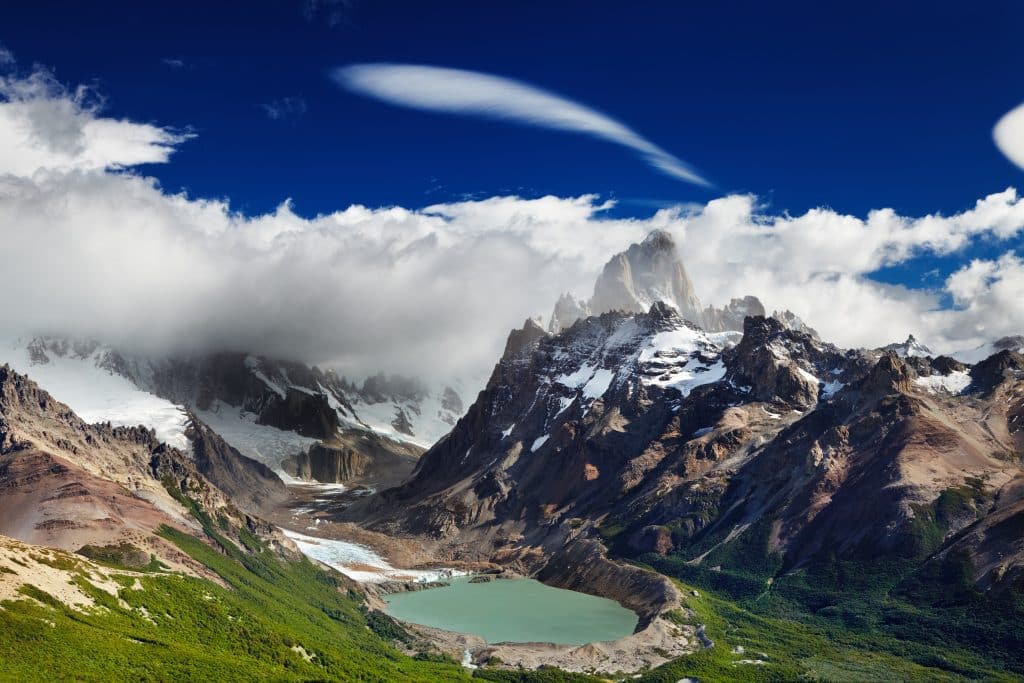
top-left (333, 63), bottom-right (710, 187)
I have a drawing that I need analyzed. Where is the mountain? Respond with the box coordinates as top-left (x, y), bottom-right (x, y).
top-left (350, 295), bottom-right (1024, 675)
top-left (4, 226), bottom-right (1024, 679)
top-left (3, 337), bottom-right (463, 485)
top-left (362, 303), bottom-right (1024, 582)
top-left (590, 229), bottom-right (705, 323)
top-left (0, 364), bottom-right (479, 681)
top-left (549, 229), bottom-right (819, 337)
top-left (954, 334), bottom-right (1024, 364)
top-left (0, 364), bottom-right (284, 568)
top-left (881, 333), bottom-right (933, 358)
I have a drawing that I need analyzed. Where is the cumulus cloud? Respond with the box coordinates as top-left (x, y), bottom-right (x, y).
top-left (995, 102), bottom-right (1024, 171)
top-left (333, 63), bottom-right (710, 187)
top-left (1, 66), bottom-right (1023, 387)
top-left (669, 191), bottom-right (1024, 352)
top-left (0, 67), bottom-right (191, 177)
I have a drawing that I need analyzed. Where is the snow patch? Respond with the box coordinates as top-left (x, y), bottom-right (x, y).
top-left (582, 368), bottom-right (615, 399)
top-left (555, 363), bottom-right (597, 389)
top-left (282, 529), bottom-right (466, 583)
top-left (244, 355), bottom-right (287, 399)
top-left (915, 370), bottom-right (971, 395)
top-left (530, 435), bottom-right (550, 452)
top-left (821, 380), bottom-right (845, 399)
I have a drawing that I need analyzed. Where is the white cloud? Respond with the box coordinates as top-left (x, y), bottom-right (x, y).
top-left (995, 102), bottom-right (1024, 171)
top-left (1, 67), bottom-right (1023, 387)
top-left (670, 191), bottom-right (1024, 352)
top-left (333, 63), bottom-right (710, 187)
top-left (0, 67), bottom-right (190, 177)
top-left (940, 253), bottom-right (1024, 341)
top-left (261, 96), bottom-right (307, 121)
top-left (0, 43), bottom-right (14, 68)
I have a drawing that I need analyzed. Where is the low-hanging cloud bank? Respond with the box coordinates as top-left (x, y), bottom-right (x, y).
top-left (333, 63), bottom-right (710, 187)
top-left (2, 63), bottom-right (1024, 381)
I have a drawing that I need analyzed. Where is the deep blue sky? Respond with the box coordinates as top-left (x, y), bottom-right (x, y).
top-left (2, 0), bottom-right (1023, 225)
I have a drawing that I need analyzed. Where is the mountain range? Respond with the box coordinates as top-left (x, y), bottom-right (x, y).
top-left (1, 229), bottom-right (1023, 680)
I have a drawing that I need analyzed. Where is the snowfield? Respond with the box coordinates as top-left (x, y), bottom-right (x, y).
top-left (3, 338), bottom-right (190, 450)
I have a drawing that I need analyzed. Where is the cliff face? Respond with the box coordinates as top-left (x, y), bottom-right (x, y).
top-left (549, 229), bottom-right (818, 338)
top-left (186, 415), bottom-right (288, 512)
top-left (282, 429), bottom-right (421, 487)
top-left (590, 230), bottom-right (704, 324)
top-left (285, 443), bottom-right (369, 482)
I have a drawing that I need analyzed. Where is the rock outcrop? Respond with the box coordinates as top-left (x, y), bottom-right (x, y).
top-left (590, 229), bottom-right (704, 324)
top-left (548, 229), bottom-right (815, 337)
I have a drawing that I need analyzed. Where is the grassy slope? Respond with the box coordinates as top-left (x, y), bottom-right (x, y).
top-left (633, 570), bottom-right (1018, 682)
top-left (0, 527), bottom-right (470, 682)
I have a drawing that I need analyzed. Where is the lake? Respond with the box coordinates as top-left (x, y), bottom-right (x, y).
top-left (383, 576), bottom-right (639, 645)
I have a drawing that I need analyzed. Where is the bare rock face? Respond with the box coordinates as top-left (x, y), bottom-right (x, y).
top-left (590, 229), bottom-right (704, 324)
top-left (723, 315), bottom-right (826, 408)
top-left (255, 386), bottom-right (339, 438)
top-left (283, 429), bottom-right (420, 486)
top-left (702, 295), bottom-right (766, 333)
top-left (548, 292), bottom-right (591, 333)
top-left (186, 416), bottom-right (287, 513)
top-left (970, 349), bottom-right (1024, 395)
top-left (550, 229), bottom-right (814, 336)
top-left (284, 443), bottom-right (369, 483)
top-left (771, 309), bottom-right (820, 337)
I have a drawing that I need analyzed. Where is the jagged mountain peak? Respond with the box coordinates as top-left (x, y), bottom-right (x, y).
top-left (590, 229), bottom-right (704, 324)
top-left (548, 231), bottom-right (820, 338)
top-left (548, 292), bottom-right (591, 333)
top-left (881, 333), bottom-right (933, 358)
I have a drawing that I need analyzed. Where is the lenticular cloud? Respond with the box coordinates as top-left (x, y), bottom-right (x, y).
top-left (995, 102), bottom-right (1024, 171)
top-left (333, 63), bottom-right (710, 187)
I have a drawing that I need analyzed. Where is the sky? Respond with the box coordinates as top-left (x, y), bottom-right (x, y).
top-left (1, 1), bottom-right (1024, 381)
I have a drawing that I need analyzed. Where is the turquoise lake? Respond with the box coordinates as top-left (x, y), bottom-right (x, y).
top-left (383, 576), bottom-right (639, 645)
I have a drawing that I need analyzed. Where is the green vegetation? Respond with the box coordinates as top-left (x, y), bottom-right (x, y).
top-left (633, 573), bottom-right (1018, 682)
top-left (3, 472), bottom-right (1020, 681)
top-left (628, 483), bottom-right (1024, 680)
top-left (0, 484), bottom-right (639, 682)
top-left (0, 525), bottom-right (470, 681)
top-left (77, 543), bottom-right (166, 572)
